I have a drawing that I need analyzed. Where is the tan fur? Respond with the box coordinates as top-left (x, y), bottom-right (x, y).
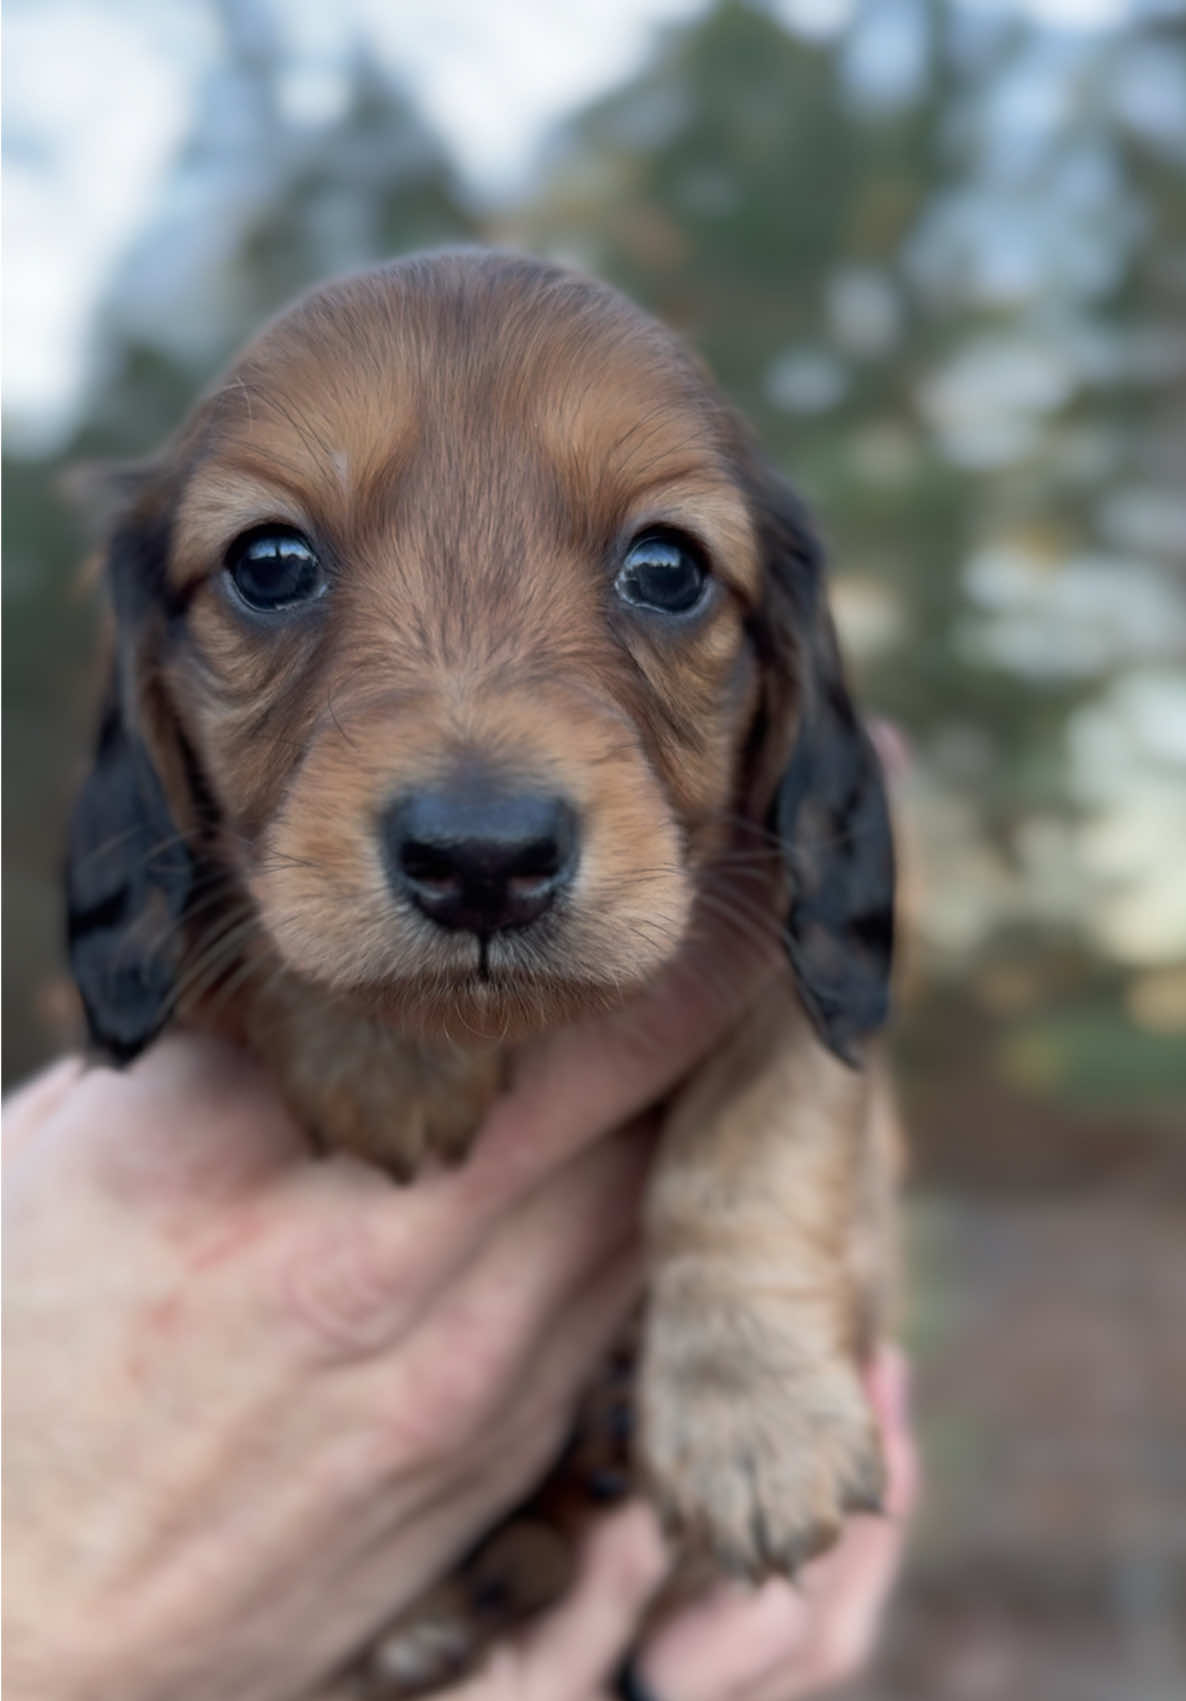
top-left (641, 985), bottom-right (886, 1574)
top-left (142, 259), bottom-right (766, 1157)
top-left (79, 252), bottom-right (898, 1692)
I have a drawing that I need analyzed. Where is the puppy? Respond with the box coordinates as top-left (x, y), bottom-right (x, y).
top-left (66, 250), bottom-right (898, 1692)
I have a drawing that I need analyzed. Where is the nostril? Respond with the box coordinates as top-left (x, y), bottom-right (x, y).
top-left (399, 837), bottom-right (463, 896)
top-left (507, 831), bottom-right (566, 883)
top-left (381, 784), bottom-right (579, 935)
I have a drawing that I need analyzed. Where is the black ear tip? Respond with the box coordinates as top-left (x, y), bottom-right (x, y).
top-left (64, 696), bottom-right (194, 1066)
top-left (797, 978), bottom-right (893, 1067)
top-left (783, 900), bottom-right (894, 1065)
top-left (68, 926), bottom-right (176, 1063)
top-left (775, 711), bottom-right (896, 1066)
top-left (747, 465), bottom-right (895, 1064)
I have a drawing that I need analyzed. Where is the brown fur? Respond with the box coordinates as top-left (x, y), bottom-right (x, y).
top-left (65, 251), bottom-right (899, 1693)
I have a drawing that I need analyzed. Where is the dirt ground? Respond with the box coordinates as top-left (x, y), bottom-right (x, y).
top-left (843, 1170), bottom-right (1186, 1700)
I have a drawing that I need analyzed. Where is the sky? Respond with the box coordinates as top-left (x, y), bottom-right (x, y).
top-left (2, 0), bottom-right (1143, 444)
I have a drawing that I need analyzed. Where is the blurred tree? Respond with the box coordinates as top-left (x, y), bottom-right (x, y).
top-left (519, 0), bottom-right (1186, 1123)
top-left (2, 0), bottom-right (478, 1080)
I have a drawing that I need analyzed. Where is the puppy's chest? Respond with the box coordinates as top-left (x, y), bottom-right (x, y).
top-left (210, 971), bottom-right (508, 1175)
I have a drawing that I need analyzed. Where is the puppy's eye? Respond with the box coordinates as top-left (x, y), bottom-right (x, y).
top-left (615, 530), bottom-right (709, 616)
top-left (224, 525), bottom-right (325, 612)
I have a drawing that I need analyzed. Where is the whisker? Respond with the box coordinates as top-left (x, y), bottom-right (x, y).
top-left (69, 822), bottom-right (198, 876)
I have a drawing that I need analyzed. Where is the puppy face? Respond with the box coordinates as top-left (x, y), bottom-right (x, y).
top-left (68, 253), bottom-right (894, 1057)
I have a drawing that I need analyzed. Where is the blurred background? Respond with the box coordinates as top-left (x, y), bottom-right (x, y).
top-left (4, 0), bottom-right (1185, 1692)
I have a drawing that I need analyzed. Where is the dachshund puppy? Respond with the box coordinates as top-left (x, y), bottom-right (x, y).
top-left (66, 251), bottom-right (897, 1692)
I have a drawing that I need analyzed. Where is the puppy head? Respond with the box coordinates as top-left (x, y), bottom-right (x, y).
top-left (67, 252), bottom-right (892, 1056)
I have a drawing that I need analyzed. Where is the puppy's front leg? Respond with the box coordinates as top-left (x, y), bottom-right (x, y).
top-left (639, 984), bottom-right (887, 1576)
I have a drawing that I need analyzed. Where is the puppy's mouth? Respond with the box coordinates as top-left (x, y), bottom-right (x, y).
top-left (355, 931), bottom-right (622, 1041)
top-left (411, 920), bottom-right (605, 998)
top-left (250, 775), bottom-right (695, 1036)
top-left (413, 935), bottom-right (557, 993)
top-left (474, 933), bottom-right (528, 984)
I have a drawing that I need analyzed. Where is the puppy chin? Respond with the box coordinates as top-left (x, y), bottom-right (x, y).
top-left (257, 894), bottom-right (691, 1042)
top-left (357, 972), bottom-right (623, 1044)
top-left (340, 928), bottom-right (672, 1042)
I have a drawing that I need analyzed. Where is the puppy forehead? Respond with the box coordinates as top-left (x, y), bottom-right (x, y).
top-left (176, 256), bottom-right (758, 586)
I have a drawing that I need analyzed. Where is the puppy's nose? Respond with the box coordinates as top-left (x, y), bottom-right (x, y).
top-left (382, 784), bottom-right (579, 934)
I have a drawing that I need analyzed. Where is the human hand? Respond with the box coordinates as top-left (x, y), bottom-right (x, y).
top-left (433, 1348), bottom-right (916, 1701)
top-left (2, 893), bottom-right (777, 1701)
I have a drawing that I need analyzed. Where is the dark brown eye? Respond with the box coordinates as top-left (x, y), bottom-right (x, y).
top-left (224, 525), bottom-right (325, 612)
top-left (615, 530), bottom-right (710, 616)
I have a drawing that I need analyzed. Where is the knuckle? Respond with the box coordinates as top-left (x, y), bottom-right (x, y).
top-left (810, 1621), bottom-right (869, 1686)
top-left (280, 1220), bottom-right (399, 1359)
top-left (420, 1329), bottom-right (515, 1449)
top-left (389, 1318), bottom-right (523, 1464)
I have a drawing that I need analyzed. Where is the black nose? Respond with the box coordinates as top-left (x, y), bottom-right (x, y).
top-left (382, 783), bottom-right (579, 935)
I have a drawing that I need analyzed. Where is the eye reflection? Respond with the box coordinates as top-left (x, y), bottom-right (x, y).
top-left (224, 525), bottom-right (325, 613)
top-left (614, 530), bottom-right (710, 616)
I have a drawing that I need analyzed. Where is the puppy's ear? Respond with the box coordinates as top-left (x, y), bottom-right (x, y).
top-left (65, 510), bottom-right (196, 1062)
top-left (751, 472), bottom-right (895, 1065)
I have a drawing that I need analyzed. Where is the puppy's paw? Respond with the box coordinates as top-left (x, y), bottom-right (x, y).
top-left (639, 1342), bottom-right (883, 1578)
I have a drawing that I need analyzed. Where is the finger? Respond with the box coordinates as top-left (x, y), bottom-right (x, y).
top-left (438, 1503), bottom-right (668, 1701)
top-left (2, 1055), bottom-right (86, 1157)
top-left (496, 1240), bottom-right (645, 1458)
top-left (445, 1242), bottom-right (646, 1527)
top-left (773, 1522), bottom-right (904, 1698)
top-left (473, 883), bottom-right (784, 1186)
top-left (633, 1574), bottom-right (816, 1701)
top-left (392, 1118), bottom-right (652, 1378)
top-left (635, 1348), bottom-right (917, 1701)
top-left (70, 1033), bottom-right (310, 1206)
top-left (635, 1528), bottom-right (907, 1701)
top-left (319, 1249), bottom-right (647, 1673)
top-left (273, 1117), bottom-right (654, 1368)
top-left (865, 1345), bottom-right (917, 1522)
top-left (768, 1350), bottom-right (917, 1693)
top-left (513, 1503), bottom-right (668, 1700)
